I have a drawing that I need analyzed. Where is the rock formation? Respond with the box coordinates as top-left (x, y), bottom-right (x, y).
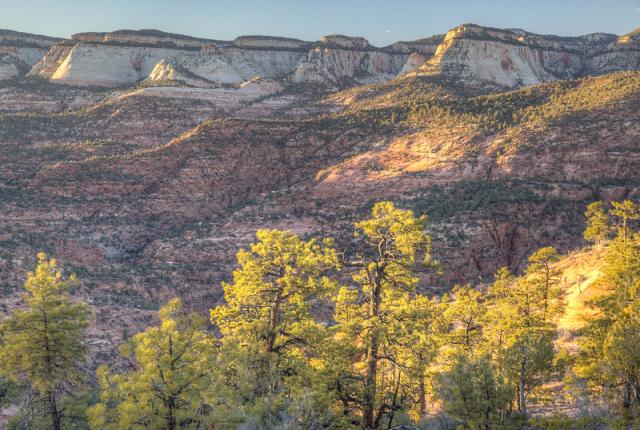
top-left (0, 29), bottom-right (61, 80)
top-left (28, 30), bottom-right (424, 88)
top-left (586, 29), bottom-right (640, 75)
top-left (413, 24), bottom-right (621, 87)
top-left (12, 24), bottom-right (640, 90)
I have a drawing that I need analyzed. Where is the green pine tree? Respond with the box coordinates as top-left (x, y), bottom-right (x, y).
top-left (0, 253), bottom-right (89, 430)
top-left (89, 298), bottom-right (216, 430)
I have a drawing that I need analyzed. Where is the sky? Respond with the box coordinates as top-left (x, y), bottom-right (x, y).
top-left (1, 0), bottom-right (639, 46)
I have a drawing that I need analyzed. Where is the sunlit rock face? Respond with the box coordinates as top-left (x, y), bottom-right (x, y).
top-left (586, 30), bottom-right (640, 75)
top-left (39, 44), bottom-right (191, 87)
top-left (0, 29), bottom-right (61, 80)
top-left (29, 30), bottom-right (429, 89)
top-left (23, 25), bottom-right (640, 90)
top-left (28, 30), bottom-right (224, 87)
top-left (290, 34), bottom-right (423, 86)
top-left (413, 24), bottom-right (618, 88)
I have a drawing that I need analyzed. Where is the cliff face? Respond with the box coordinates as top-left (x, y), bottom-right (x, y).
top-left (0, 30), bottom-right (61, 80)
top-left (414, 24), bottom-right (620, 88)
top-left (586, 29), bottom-right (640, 75)
top-left (40, 44), bottom-right (189, 87)
top-left (16, 25), bottom-right (640, 90)
top-left (28, 30), bottom-right (427, 88)
top-left (292, 36), bottom-right (407, 85)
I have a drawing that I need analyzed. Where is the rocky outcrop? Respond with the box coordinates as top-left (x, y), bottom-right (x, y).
top-left (23, 24), bottom-right (640, 90)
top-left (586, 29), bottom-right (640, 75)
top-left (385, 34), bottom-right (444, 55)
top-left (29, 30), bottom-right (425, 88)
top-left (399, 52), bottom-right (428, 75)
top-left (291, 35), bottom-right (408, 86)
top-left (232, 35), bottom-right (310, 51)
top-left (70, 29), bottom-right (225, 49)
top-left (320, 34), bottom-right (371, 50)
top-left (414, 24), bottom-right (616, 88)
top-left (27, 41), bottom-right (77, 79)
top-left (0, 29), bottom-right (61, 80)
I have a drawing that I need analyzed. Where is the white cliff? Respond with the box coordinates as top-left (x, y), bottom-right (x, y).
top-left (413, 24), bottom-right (616, 88)
top-left (0, 30), bottom-right (60, 80)
top-left (586, 29), bottom-right (640, 75)
top-left (292, 35), bottom-right (407, 86)
top-left (22, 25), bottom-right (640, 91)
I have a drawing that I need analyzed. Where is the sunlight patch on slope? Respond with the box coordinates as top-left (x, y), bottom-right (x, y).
top-left (555, 245), bottom-right (611, 332)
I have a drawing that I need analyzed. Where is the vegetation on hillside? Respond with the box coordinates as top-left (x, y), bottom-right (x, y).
top-left (332, 71), bottom-right (640, 133)
top-left (2, 199), bottom-right (640, 429)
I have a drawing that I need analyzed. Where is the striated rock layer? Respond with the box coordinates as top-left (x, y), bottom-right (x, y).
top-left (28, 30), bottom-right (427, 88)
top-left (0, 29), bottom-right (61, 80)
top-left (586, 29), bottom-right (640, 75)
top-left (412, 24), bottom-right (625, 87)
top-left (20, 25), bottom-right (640, 90)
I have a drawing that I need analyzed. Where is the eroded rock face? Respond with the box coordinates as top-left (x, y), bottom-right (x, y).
top-left (21, 25), bottom-right (640, 93)
top-left (414, 24), bottom-right (617, 88)
top-left (37, 43), bottom-right (188, 87)
top-left (399, 52), bottom-right (428, 75)
top-left (28, 30), bottom-right (426, 88)
top-left (292, 45), bottom-right (406, 85)
top-left (586, 30), bottom-right (640, 75)
top-left (70, 29), bottom-right (224, 50)
top-left (0, 29), bottom-right (61, 80)
top-left (320, 34), bottom-right (371, 50)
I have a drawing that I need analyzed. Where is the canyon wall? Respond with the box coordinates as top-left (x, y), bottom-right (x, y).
top-left (0, 30), bottom-right (61, 80)
top-left (7, 24), bottom-right (640, 91)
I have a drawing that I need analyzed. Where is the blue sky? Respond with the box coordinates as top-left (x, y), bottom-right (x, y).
top-left (2, 0), bottom-right (639, 46)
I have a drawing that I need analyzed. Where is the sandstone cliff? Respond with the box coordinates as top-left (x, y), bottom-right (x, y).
top-left (0, 29), bottom-right (61, 80)
top-left (413, 24), bottom-right (620, 88)
top-left (28, 30), bottom-right (427, 88)
top-left (586, 28), bottom-right (640, 75)
top-left (18, 25), bottom-right (640, 90)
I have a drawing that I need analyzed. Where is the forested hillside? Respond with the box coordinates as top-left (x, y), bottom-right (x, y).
top-left (2, 200), bottom-right (640, 429)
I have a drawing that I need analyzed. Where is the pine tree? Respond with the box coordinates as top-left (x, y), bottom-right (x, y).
top-left (435, 353), bottom-right (511, 430)
top-left (575, 230), bottom-right (640, 422)
top-left (609, 200), bottom-right (640, 244)
top-left (0, 252), bottom-right (89, 430)
top-left (89, 298), bottom-right (216, 430)
top-left (435, 285), bottom-right (513, 430)
top-left (583, 201), bottom-right (610, 245)
top-left (210, 229), bottom-right (339, 428)
top-left (442, 285), bottom-right (486, 358)
top-left (485, 248), bottom-right (564, 417)
top-left (334, 201), bottom-right (435, 429)
top-left (396, 295), bottom-right (447, 422)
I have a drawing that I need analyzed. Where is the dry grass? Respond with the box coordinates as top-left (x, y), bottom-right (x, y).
top-left (555, 245), bottom-right (612, 333)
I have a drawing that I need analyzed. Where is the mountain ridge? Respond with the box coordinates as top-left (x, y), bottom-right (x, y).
top-left (2, 24), bottom-right (639, 88)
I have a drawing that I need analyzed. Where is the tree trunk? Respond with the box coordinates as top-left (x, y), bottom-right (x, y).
top-left (363, 278), bottom-right (382, 429)
top-left (363, 331), bottom-right (379, 429)
top-left (257, 293), bottom-right (282, 396)
top-left (418, 371), bottom-right (427, 419)
top-left (167, 400), bottom-right (177, 430)
top-left (518, 360), bottom-right (527, 418)
top-left (48, 390), bottom-right (61, 430)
